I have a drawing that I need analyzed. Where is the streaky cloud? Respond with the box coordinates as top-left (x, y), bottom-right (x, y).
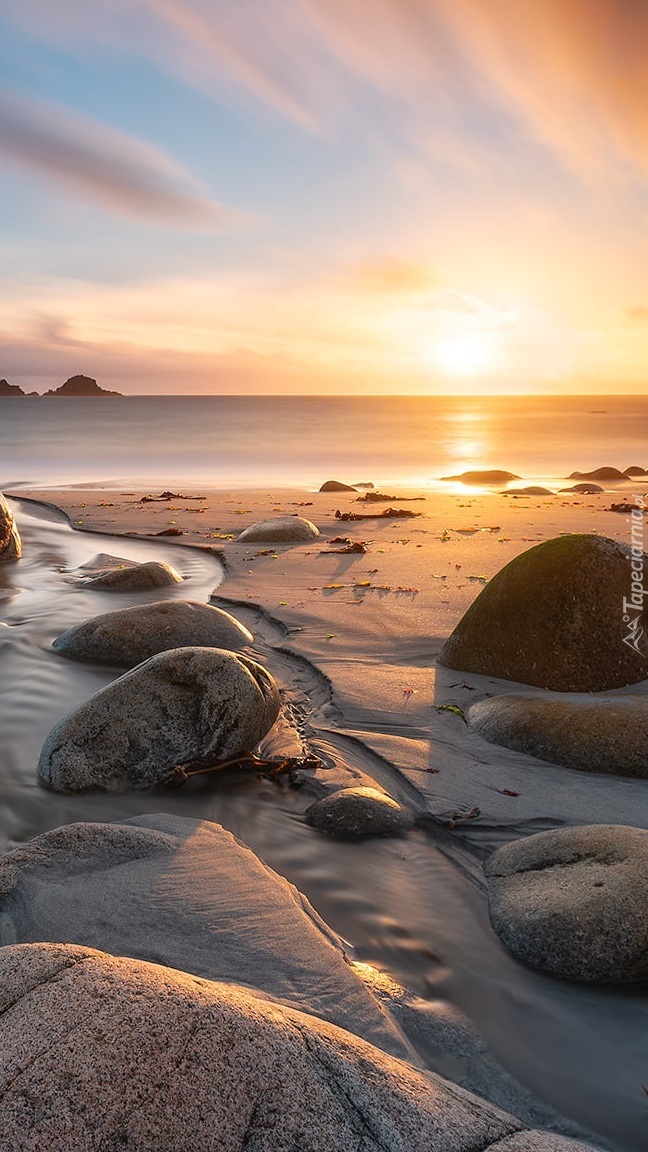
top-left (0, 88), bottom-right (239, 226)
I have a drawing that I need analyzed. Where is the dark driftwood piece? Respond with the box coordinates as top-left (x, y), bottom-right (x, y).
top-left (162, 752), bottom-right (323, 788)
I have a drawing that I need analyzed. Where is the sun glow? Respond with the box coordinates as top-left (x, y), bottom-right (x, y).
top-left (433, 333), bottom-right (499, 376)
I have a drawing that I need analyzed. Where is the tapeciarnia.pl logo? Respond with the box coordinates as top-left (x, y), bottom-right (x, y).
top-left (622, 494), bottom-right (646, 654)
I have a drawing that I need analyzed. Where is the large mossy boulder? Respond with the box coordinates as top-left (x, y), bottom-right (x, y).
top-left (469, 694), bottom-right (648, 777)
top-left (0, 942), bottom-right (602, 1151)
top-left (38, 646), bottom-right (280, 792)
top-left (484, 825), bottom-right (648, 983)
top-left (53, 599), bottom-right (252, 667)
top-left (439, 535), bottom-right (648, 691)
top-left (0, 492), bottom-right (21, 560)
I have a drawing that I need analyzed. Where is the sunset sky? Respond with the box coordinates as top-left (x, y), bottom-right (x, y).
top-left (2, 0), bottom-right (648, 394)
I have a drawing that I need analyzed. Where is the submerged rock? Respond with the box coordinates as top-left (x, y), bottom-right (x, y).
top-left (438, 534), bottom-right (648, 691)
top-left (469, 694), bottom-right (648, 777)
top-left (0, 492), bottom-right (21, 560)
top-left (0, 942), bottom-right (602, 1151)
top-left (484, 825), bottom-right (648, 982)
top-left (53, 599), bottom-right (252, 667)
top-left (38, 646), bottom-right (280, 792)
top-left (238, 515), bottom-right (320, 542)
top-left (305, 787), bottom-right (414, 840)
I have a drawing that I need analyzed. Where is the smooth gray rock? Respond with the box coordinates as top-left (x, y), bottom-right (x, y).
top-left (238, 515), bottom-right (320, 542)
top-left (77, 558), bottom-right (183, 590)
top-left (306, 786), bottom-right (414, 840)
top-left (0, 814), bottom-right (408, 1056)
top-left (0, 942), bottom-right (603, 1151)
top-left (38, 646), bottom-right (280, 792)
top-left (52, 599), bottom-right (252, 667)
top-left (438, 534), bottom-right (648, 691)
top-left (469, 694), bottom-right (648, 777)
top-left (484, 825), bottom-right (648, 982)
top-left (0, 491), bottom-right (21, 560)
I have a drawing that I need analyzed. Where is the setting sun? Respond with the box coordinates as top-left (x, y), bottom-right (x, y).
top-left (433, 334), bottom-right (499, 376)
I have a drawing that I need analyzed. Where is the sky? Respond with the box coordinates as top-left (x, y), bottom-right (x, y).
top-left (2, 0), bottom-right (648, 395)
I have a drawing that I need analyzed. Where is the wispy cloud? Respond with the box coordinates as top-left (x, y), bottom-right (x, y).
top-left (0, 89), bottom-right (238, 225)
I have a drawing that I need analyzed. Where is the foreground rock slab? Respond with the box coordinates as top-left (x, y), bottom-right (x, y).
top-left (0, 491), bottom-right (21, 560)
top-left (38, 646), bottom-right (280, 791)
top-left (0, 814), bottom-right (406, 1054)
top-left (238, 515), bottom-right (320, 542)
top-left (469, 694), bottom-right (648, 778)
top-left (439, 534), bottom-right (648, 691)
top-left (484, 824), bottom-right (648, 982)
top-left (0, 942), bottom-right (603, 1151)
top-left (53, 599), bottom-right (253, 667)
top-left (306, 786), bottom-right (414, 840)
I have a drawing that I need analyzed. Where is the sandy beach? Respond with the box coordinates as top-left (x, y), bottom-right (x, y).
top-left (0, 480), bottom-right (645, 1150)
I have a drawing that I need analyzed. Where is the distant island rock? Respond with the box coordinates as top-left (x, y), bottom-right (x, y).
top-left (440, 469), bottom-right (521, 485)
top-left (0, 379), bottom-right (26, 396)
top-left (567, 466), bottom-right (628, 481)
top-left (42, 375), bottom-right (122, 397)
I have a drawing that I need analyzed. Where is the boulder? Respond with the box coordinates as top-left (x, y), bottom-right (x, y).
top-left (469, 695), bottom-right (648, 777)
top-left (625, 466), bottom-right (647, 477)
top-left (567, 467), bottom-right (627, 481)
top-left (438, 534), bottom-right (648, 691)
top-left (0, 492), bottom-right (21, 560)
top-left (238, 516), bottom-right (320, 543)
top-left (0, 942), bottom-right (602, 1151)
top-left (76, 557), bottom-right (183, 590)
top-left (484, 825), bottom-right (648, 983)
top-left (0, 814), bottom-right (407, 1055)
top-left (319, 480), bottom-right (357, 492)
top-left (558, 484), bottom-right (604, 494)
top-left (508, 487), bottom-right (554, 496)
top-left (52, 599), bottom-right (252, 667)
top-left (440, 470), bottom-right (521, 485)
top-left (38, 646), bottom-right (280, 792)
top-left (306, 787), bottom-right (414, 840)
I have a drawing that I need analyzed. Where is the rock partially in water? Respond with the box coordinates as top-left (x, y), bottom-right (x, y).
top-left (438, 534), bottom-right (648, 691)
top-left (38, 646), bottom-right (280, 792)
top-left (468, 694), bottom-right (648, 777)
top-left (0, 942), bottom-right (602, 1151)
top-left (75, 555), bottom-right (183, 590)
top-left (0, 814), bottom-right (407, 1055)
top-left (238, 515), bottom-right (320, 542)
top-left (319, 480), bottom-right (357, 492)
top-left (507, 486), bottom-right (554, 496)
top-left (484, 825), bottom-right (648, 983)
top-left (625, 466), bottom-right (647, 477)
top-left (52, 599), bottom-right (252, 667)
top-left (0, 492), bottom-right (21, 560)
top-left (306, 787), bottom-right (414, 840)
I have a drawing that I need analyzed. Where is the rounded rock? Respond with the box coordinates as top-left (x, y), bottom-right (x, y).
top-left (0, 492), bottom-right (21, 560)
top-left (38, 646), bottom-right (280, 792)
top-left (306, 787), bottom-right (414, 840)
top-left (237, 516), bottom-right (320, 543)
top-left (0, 942), bottom-right (602, 1151)
top-left (438, 534), bottom-right (648, 691)
top-left (469, 694), bottom-right (648, 777)
top-left (319, 480), bottom-right (357, 492)
top-left (484, 824), bottom-right (648, 982)
top-left (52, 599), bottom-right (253, 667)
top-left (79, 559), bottom-right (183, 590)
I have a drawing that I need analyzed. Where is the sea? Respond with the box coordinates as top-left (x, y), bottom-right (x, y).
top-left (1, 392), bottom-right (647, 490)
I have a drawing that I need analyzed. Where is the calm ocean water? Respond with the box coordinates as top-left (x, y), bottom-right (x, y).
top-left (0, 393), bottom-right (647, 489)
